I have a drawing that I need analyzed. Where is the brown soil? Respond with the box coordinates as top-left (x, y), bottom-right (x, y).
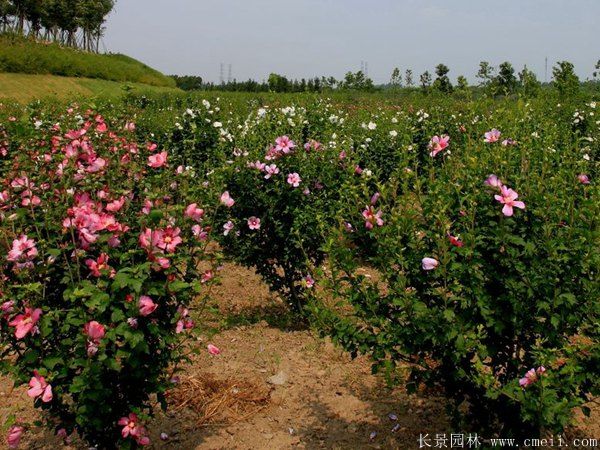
top-left (1, 263), bottom-right (598, 449)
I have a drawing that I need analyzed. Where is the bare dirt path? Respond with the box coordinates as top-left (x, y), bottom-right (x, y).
top-left (1, 264), bottom-right (597, 449)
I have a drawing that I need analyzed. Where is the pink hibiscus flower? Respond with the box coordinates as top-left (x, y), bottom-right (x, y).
top-left (156, 227), bottom-right (182, 253)
top-left (185, 203), bottom-right (204, 222)
top-left (247, 216), bottom-right (261, 230)
top-left (7, 425), bottom-right (24, 449)
top-left (220, 191), bottom-right (235, 208)
top-left (223, 221), bottom-right (234, 236)
top-left (85, 253), bottom-right (115, 278)
top-left (84, 320), bottom-right (106, 342)
top-left (428, 135), bottom-right (450, 157)
top-left (8, 307), bottom-right (42, 339)
top-left (106, 197), bottom-right (126, 212)
top-left (362, 206), bottom-right (384, 230)
top-left (148, 151), bottom-right (168, 168)
top-left (7, 235), bottom-right (38, 269)
top-left (484, 174), bottom-right (503, 189)
top-left (27, 371), bottom-right (53, 403)
top-left (484, 129), bottom-right (501, 143)
top-left (287, 173), bottom-right (302, 187)
top-left (519, 366), bottom-right (546, 388)
top-left (494, 185), bottom-right (526, 217)
top-left (139, 296), bottom-right (158, 316)
top-left (264, 164), bottom-right (280, 179)
top-left (578, 174), bottom-right (590, 185)
top-left (275, 135), bottom-right (296, 154)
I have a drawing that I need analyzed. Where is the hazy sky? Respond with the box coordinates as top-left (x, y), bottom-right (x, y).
top-left (104, 0), bottom-right (600, 84)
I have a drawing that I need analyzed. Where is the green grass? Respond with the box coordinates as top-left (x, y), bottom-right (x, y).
top-left (0, 33), bottom-right (176, 88)
top-left (0, 73), bottom-right (180, 103)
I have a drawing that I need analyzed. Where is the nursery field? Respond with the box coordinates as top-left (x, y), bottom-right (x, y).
top-left (0, 90), bottom-right (598, 449)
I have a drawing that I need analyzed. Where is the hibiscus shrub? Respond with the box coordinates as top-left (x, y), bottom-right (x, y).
top-left (312, 123), bottom-right (599, 438)
top-left (0, 109), bottom-right (217, 448)
top-left (208, 132), bottom-right (358, 312)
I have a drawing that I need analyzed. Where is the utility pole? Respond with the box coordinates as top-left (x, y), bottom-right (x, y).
top-left (228, 64), bottom-right (232, 83)
top-left (220, 63), bottom-right (224, 84)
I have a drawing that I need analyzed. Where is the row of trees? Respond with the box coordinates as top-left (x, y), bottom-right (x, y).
top-left (173, 60), bottom-right (594, 97)
top-left (390, 60), bottom-right (594, 98)
top-left (172, 71), bottom-right (376, 93)
top-left (0, 0), bottom-right (115, 51)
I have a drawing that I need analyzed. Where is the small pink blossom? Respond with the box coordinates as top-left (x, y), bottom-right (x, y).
top-left (142, 199), bottom-right (153, 215)
top-left (264, 164), bottom-right (280, 179)
top-left (484, 129), bottom-right (501, 143)
top-left (223, 221), bottom-right (234, 236)
top-left (362, 206), bottom-right (384, 230)
top-left (7, 235), bottom-right (38, 269)
top-left (148, 151), bottom-right (168, 168)
top-left (85, 253), bottom-right (115, 278)
top-left (370, 192), bottom-right (380, 205)
top-left (1, 300), bottom-right (15, 316)
top-left (519, 366), bottom-right (546, 388)
top-left (207, 344), bottom-right (221, 355)
top-left (428, 135), bottom-right (450, 157)
top-left (484, 174), bottom-right (503, 189)
top-left (422, 257), bottom-right (439, 271)
top-left (185, 203), bottom-right (204, 222)
top-left (275, 135), bottom-right (296, 154)
top-left (106, 197), bottom-right (126, 212)
top-left (304, 275), bottom-right (315, 288)
top-left (287, 172), bottom-right (302, 187)
top-left (494, 185), bottom-right (526, 217)
top-left (7, 425), bottom-right (24, 449)
top-left (220, 191), bottom-right (235, 208)
top-left (201, 270), bottom-right (214, 283)
top-left (27, 371), bottom-right (53, 403)
top-left (247, 216), bottom-right (261, 230)
top-left (248, 160), bottom-right (266, 171)
top-left (84, 320), bottom-right (106, 342)
top-left (139, 296), bottom-right (158, 316)
top-left (502, 138), bottom-right (517, 146)
top-left (578, 174), bottom-right (590, 185)
top-left (84, 320), bottom-right (105, 356)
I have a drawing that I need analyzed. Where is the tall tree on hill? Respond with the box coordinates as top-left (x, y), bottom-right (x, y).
top-left (0, 0), bottom-right (15, 31)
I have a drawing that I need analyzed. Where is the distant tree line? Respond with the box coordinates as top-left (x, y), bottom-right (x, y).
top-left (388, 59), bottom-right (599, 98)
top-left (173, 59), bottom-right (598, 98)
top-left (171, 70), bottom-right (376, 93)
top-left (0, 0), bottom-right (115, 52)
